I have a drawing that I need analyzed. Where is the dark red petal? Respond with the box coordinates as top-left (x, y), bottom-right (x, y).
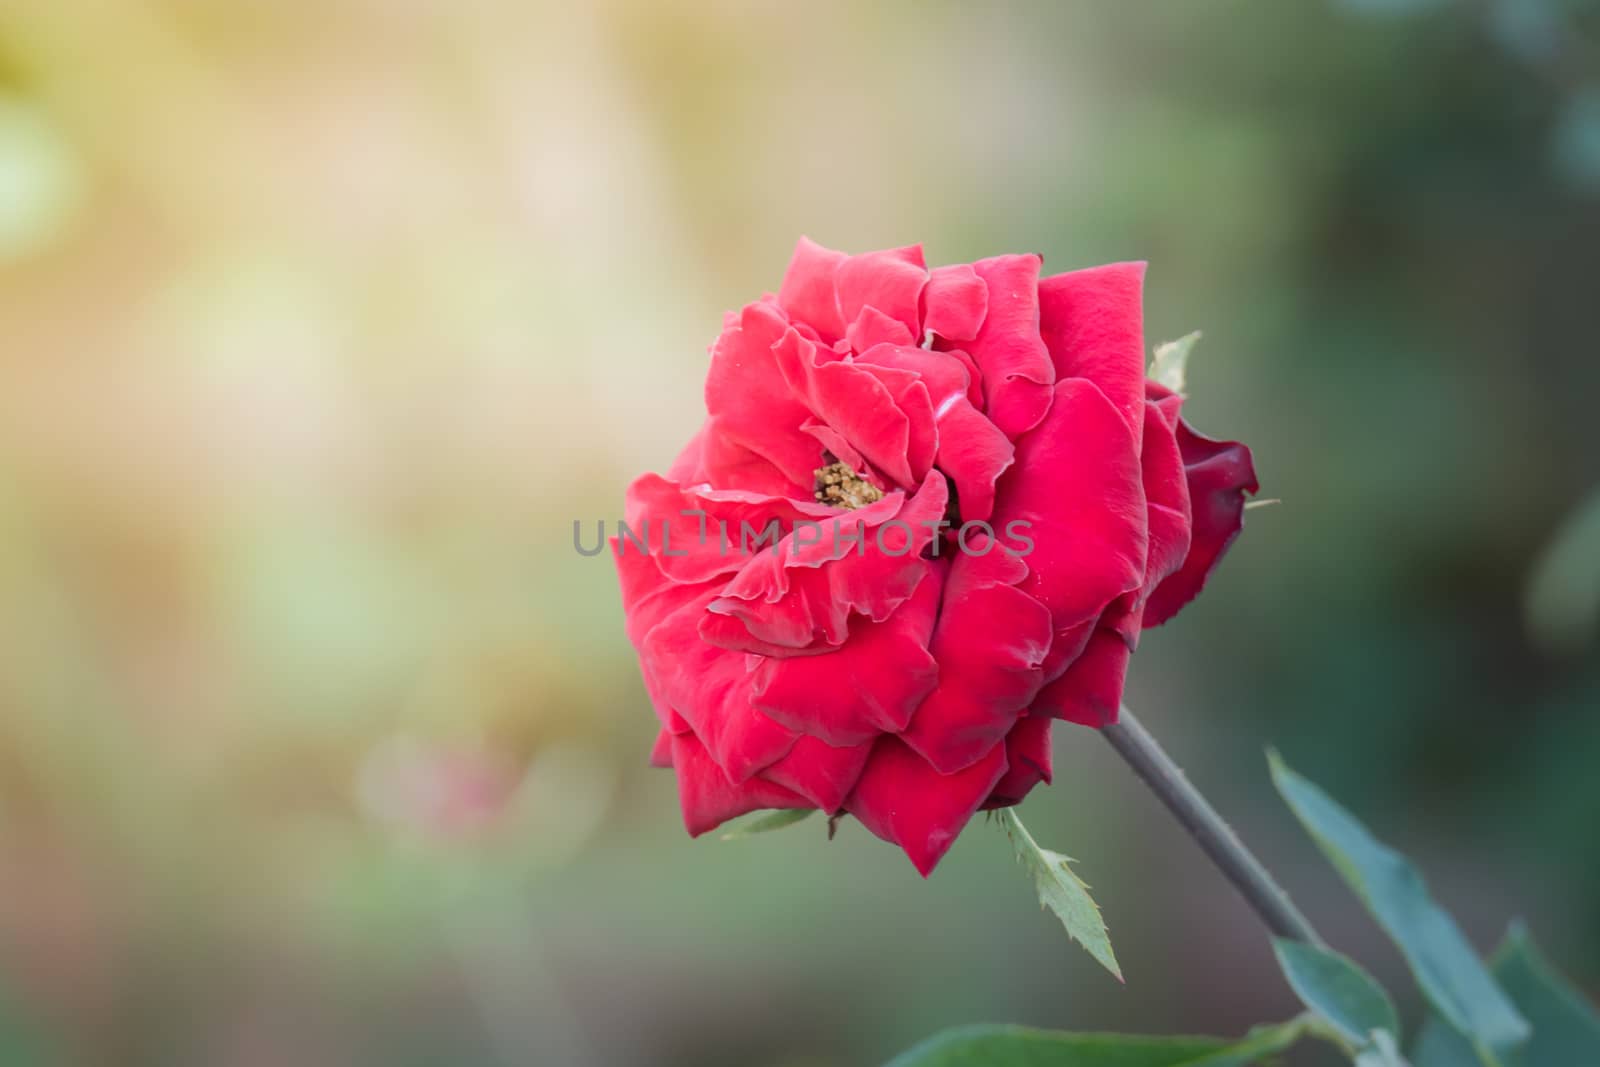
top-left (921, 263), bottom-right (988, 343)
top-left (1143, 415), bottom-right (1258, 627)
top-left (992, 378), bottom-right (1147, 665)
top-left (846, 737), bottom-right (1008, 877)
top-left (1033, 627), bottom-right (1130, 728)
top-left (751, 562), bottom-right (942, 745)
top-left (1038, 262), bottom-right (1148, 436)
top-left (984, 715), bottom-right (1054, 807)
top-left (776, 237), bottom-right (847, 343)
top-left (672, 732), bottom-right (810, 837)
top-left (834, 248), bottom-right (928, 343)
top-left (899, 548), bottom-right (1051, 773)
top-left (957, 255), bottom-right (1055, 440)
top-left (759, 736), bottom-right (875, 813)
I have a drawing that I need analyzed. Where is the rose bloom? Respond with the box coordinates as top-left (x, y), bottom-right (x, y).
top-left (614, 239), bottom-right (1256, 875)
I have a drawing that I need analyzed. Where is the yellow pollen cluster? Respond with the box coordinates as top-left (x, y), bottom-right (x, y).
top-left (813, 461), bottom-right (883, 510)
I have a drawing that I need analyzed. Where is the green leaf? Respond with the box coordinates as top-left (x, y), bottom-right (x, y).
top-left (997, 807), bottom-right (1121, 981)
top-left (718, 808), bottom-right (814, 840)
top-left (1354, 1030), bottom-right (1410, 1067)
top-left (1273, 938), bottom-right (1401, 1049)
top-left (1414, 923), bottom-right (1600, 1067)
top-left (1492, 923), bottom-right (1600, 1065)
top-left (883, 1019), bottom-right (1312, 1067)
top-left (1148, 331), bottom-right (1201, 393)
top-left (1269, 752), bottom-right (1530, 1062)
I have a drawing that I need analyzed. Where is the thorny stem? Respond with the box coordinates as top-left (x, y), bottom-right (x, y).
top-left (1102, 704), bottom-right (1325, 947)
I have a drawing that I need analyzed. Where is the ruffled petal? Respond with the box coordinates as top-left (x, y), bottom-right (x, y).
top-left (1038, 262), bottom-right (1148, 436)
top-left (622, 473), bottom-right (835, 584)
top-left (899, 548), bottom-right (1051, 772)
top-left (921, 263), bottom-right (988, 343)
top-left (643, 593), bottom-right (801, 780)
top-left (834, 247), bottom-right (928, 343)
top-left (770, 327), bottom-right (915, 487)
top-left (750, 561), bottom-right (942, 745)
top-left (776, 237), bottom-right (848, 343)
top-left (932, 398), bottom-right (1014, 524)
top-left (846, 305), bottom-right (916, 351)
top-left (703, 472), bottom-right (947, 653)
top-left (703, 300), bottom-right (820, 491)
top-left (850, 343), bottom-right (1013, 522)
top-left (672, 732), bottom-right (810, 837)
top-left (954, 255), bottom-right (1055, 440)
top-left (846, 738), bottom-right (1008, 876)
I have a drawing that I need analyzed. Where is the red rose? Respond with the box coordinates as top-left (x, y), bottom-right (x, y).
top-left (614, 239), bottom-right (1256, 875)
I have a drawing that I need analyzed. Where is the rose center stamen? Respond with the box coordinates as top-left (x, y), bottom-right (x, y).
top-left (813, 460), bottom-right (883, 510)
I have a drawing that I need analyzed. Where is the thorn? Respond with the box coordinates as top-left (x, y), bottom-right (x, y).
top-left (1244, 498), bottom-right (1281, 511)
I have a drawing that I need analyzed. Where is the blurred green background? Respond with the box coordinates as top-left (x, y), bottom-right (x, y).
top-left (1, 2), bottom-right (1597, 1064)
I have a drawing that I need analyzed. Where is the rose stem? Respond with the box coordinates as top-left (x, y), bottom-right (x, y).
top-left (1101, 704), bottom-right (1324, 947)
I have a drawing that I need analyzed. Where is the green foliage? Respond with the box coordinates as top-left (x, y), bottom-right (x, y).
top-left (1269, 752), bottom-right (1529, 1063)
top-left (883, 1019), bottom-right (1311, 1067)
top-left (1413, 923), bottom-right (1600, 1067)
top-left (1273, 938), bottom-right (1400, 1052)
top-left (717, 808), bottom-right (814, 840)
top-left (997, 808), bottom-right (1121, 982)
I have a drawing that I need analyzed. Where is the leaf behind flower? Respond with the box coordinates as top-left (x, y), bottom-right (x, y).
top-left (1149, 331), bottom-right (1202, 393)
top-left (718, 808), bottom-right (814, 840)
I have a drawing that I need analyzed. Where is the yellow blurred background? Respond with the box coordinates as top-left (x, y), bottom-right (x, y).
top-left (1, 2), bottom-right (1597, 1065)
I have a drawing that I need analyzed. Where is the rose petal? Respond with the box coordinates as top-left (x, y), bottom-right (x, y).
top-left (704, 300), bottom-right (820, 490)
top-left (1033, 627), bottom-right (1130, 728)
top-left (759, 736), bottom-right (875, 813)
top-left (921, 263), bottom-right (988, 343)
top-left (835, 248), bottom-right (928, 342)
top-left (672, 732), bottom-right (810, 837)
top-left (1143, 394), bottom-right (1258, 627)
top-left (776, 237), bottom-right (848, 343)
top-left (846, 305), bottom-right (917, 351)
top-left (1038, 262), bottom-right (1148, 436)
top-left (954, 255), bottom-right (1055, 440)
top-left (751, 561), bottom-right (943, 745)
top-left (991, 378), bottom-right (1146, 675)
top-left (1135, 395), bottom-right (1194, 620)
top-left (899, 548), bottom-right (1052, 773)
top-left (984, 715), bottom-right (1054, 807)
top-left (846, 737), bottom-right (1008, 877)
top-left (704, 472), bottom-right (947, 653)
top-left (643, 593), bottom-right (801, 780)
